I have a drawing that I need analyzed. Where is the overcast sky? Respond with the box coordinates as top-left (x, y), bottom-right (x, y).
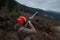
top-left (16, 0), bottom-right (60, 12)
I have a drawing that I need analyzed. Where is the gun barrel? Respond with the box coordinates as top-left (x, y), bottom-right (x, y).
top-left (24, 12), bottom-right (38, 27)
top-left (29, 12), bottom-right (38, 19)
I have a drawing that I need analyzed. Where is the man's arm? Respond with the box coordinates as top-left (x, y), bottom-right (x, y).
top-left (28, 21), bottom-right (37, 33)
top-left (18, 21), bottom-right (37, 34)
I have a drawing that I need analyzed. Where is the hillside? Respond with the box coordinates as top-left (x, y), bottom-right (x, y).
top-left (16, 1), bottom-right (60, 21)
top-left (0, 0), bottom-right (60, 40)
top-left (1, 0), bottom-right (60, 21)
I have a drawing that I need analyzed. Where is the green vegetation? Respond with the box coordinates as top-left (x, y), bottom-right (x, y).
top-left (9, 7), bottom-right (20, 26)
top-left (0, 0), bottom-right (21, 27)
top-left (9, 8), bottom-right (20, 19)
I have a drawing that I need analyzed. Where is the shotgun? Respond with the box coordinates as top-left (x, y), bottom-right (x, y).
top-left (24, 12), bottom-right (38, 26)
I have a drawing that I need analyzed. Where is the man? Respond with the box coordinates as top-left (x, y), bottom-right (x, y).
top-left (15, 16), bottom-right (37, 40)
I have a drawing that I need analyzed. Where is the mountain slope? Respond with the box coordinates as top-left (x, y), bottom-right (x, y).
top-left (1, 0), bottom-right (60, 21)
top-left (16, 1), bottom-right (60, 21)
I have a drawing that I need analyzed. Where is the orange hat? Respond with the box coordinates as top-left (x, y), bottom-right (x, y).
top-left (19, 16), bottom-right (27, 22)
top-left (17, 16), bottom-right (27, 25)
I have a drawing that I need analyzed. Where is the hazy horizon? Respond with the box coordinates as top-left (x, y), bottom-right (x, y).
top-left (16, 0), bottom-right (60, 12)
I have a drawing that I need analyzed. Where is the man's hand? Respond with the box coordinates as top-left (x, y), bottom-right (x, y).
top-left (28, 21), bottom-right (37, 34)
top-left (28, 21), bottom-right (31, 23)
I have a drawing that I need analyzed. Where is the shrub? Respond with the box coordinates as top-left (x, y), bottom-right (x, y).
top-left (9, 7), bottom-right (20, 19)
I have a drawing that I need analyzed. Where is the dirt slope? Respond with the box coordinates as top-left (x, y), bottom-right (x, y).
top-left (0, 11), bottom-right (60, 40)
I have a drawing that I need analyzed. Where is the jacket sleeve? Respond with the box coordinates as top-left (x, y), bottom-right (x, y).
top-left (18, 21), bottom-right (37, 34)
